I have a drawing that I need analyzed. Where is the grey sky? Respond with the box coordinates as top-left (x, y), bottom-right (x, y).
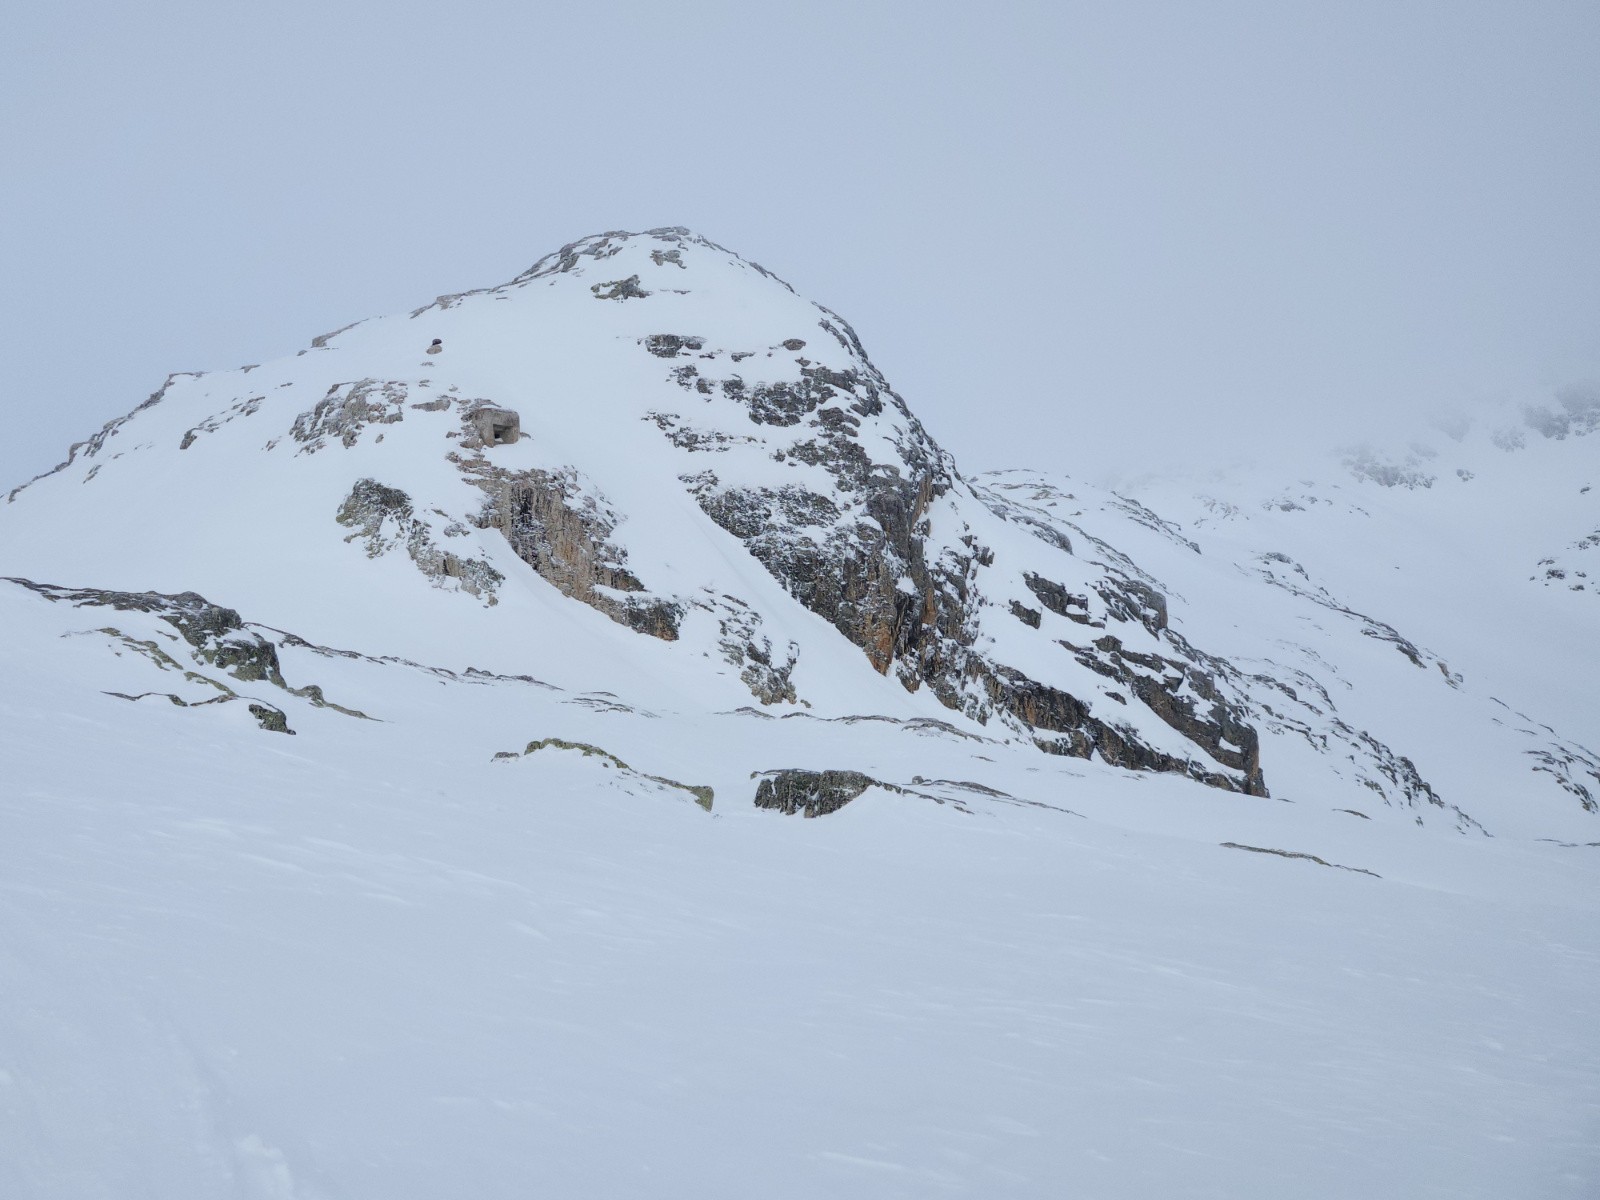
top-left (4, 1), bottom-right (1597, 491)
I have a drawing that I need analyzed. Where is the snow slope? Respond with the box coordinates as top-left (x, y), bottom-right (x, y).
top-left (1, 228), bottom-right (1596, 1198)
top-left (980, 434), bottom-right (1600, 842)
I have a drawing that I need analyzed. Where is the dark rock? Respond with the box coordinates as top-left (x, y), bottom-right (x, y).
top-left (179, 395), bottom-right (263, 450)
top-left (591, 275), bottom-right (650, 301)
top-left (754, 769), bottom-right (878, 817)
top-left (20, 583), bottom-right (289, 687)
top-left (647, 413), bottom-right (757, 454)
top-left (1023, 573), bottom-right (1090, 623)
top-left (644, 334), bottom-right (705, 358)
top-left (1009, 600), bottom-right (1042, 628)
top-left (1055, 630), bottom-right (1266, 795)
top-left (744, 378), bottom-right (830, 427)
top-left (461, 460), bottom-right (681, 639)
top-left (1095, 577), bottom-right (1168, 635)
top-left (291, 379), bottom-right (408, 453)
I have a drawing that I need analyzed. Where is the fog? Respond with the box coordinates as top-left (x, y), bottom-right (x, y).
top-left (4, 1), bottom-right (1597, 492)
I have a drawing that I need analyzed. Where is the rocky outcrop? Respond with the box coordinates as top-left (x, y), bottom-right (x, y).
top-left (248, 703), bottom-right (293, 734)
top-left (27, 582), bottom-right (290, 684)
top-left (643, 334), bottom-right (705, 358)
top-left (1024, 573), bottom-right (1092, 624)
top-left (1009, 600), bottom-right (1042, 628)
top-left (647, 413), bottom-right (757, 453)
top-left (753, 769), bottom-right (878, 817)
top-left (514, 227), bottom-right (795, 297)
top-left (668, 334), bottom-right (980, 693)
top-left (1532, 528), bottom-right (1598, 597)
top-left (1057, 632), bottom-right (1265, 794)
top-left (975, 660), bottom-right (1253, 792)
top-left (591, 275), bottom-right (650, 301)
top-left (336, 478), bottom-right (504, 604)
top-left (4, 578), bottom-right (367, 724)
top-left (459, 459), bottom-right (682, 639)
top-left (180, 394), bottom-right (264, 450)
top-left (1492, 698), bottom-right (1600, 814)
top-left (711, 595), bottom-right (799, 705)
top-left (292, 380), bottom-right (410, 453)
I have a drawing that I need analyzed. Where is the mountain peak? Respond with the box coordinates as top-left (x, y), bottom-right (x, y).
top-left (391, 226), bottom-right (800, 330)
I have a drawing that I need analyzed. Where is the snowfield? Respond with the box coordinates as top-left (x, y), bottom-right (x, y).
top-left (1, 229), bottom-right (1596, 1198)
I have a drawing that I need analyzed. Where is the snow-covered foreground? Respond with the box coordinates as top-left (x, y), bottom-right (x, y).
top-left (2, 581), bottom-right (1595, 1200)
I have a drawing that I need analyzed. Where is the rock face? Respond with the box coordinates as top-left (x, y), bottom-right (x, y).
top-left (461, 459), bottom-right (682, 640)
top-left (753, 769), bottom-right (878, 818)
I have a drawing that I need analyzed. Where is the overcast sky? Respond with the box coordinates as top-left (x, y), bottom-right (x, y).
top-left (3, 1), bottom-right (1597, 492)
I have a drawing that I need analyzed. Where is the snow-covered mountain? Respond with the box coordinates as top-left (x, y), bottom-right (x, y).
top-left (3, 228), bottom-right (1596, 1199)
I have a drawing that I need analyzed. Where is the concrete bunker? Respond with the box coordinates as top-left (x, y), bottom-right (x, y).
top-left (470, 406), bottom-right (522, 447)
